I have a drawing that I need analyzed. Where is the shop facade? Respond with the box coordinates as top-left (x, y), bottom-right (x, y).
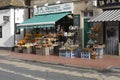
top-left (89, 0), bottom-right (120, 56)
top-left (0, 0), bottom-right (28, 50)
top-left (17, 3), bottom-right (76, 56)
top-left (15, 0), bottom-right (102, 58)
top-left (30, 0), bottom-right (101, 48)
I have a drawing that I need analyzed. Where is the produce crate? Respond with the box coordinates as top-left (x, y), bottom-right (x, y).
top-left (66, 50), bottom-right (78, 58)
top-left (14, 47), bottom-right (19, 53)
top-left (59, 50), bottom-right (66, 57)
top-left (49, 46), bottom-right (54, 55)
top-left (65, 51), bottom-right (71, 58)
top-left (23, 47), bottom-right (32, 54)
top-left (59, 50), bottom-right (78, 58)
top-left (14, 47), bottom-right (19, 52)
top-left (94, 48), bottom-right (104, 59)
top-left (80, 52), bottom-right (91, 59)
top-left (14, 46), bottom-right (23, 53)
top-left (31, 46), bottom-right (36, 54)
top-left (42, 47), bottom-right (50, 56)
top-left (36, 48), bottom-right (43, 55)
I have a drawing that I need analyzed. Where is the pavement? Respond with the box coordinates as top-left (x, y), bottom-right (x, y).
top-left (0, 50), bottom-right (120, 72)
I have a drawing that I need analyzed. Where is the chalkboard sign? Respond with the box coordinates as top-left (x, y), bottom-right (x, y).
top-left (73, 15), bottom-right (80, 27)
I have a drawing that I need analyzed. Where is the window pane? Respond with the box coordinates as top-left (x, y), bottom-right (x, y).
top-left (0, 26), bottom-right (2, 38)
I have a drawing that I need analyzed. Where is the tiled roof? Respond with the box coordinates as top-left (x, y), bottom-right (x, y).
top-left (0, 0), bottom-right (25, 8)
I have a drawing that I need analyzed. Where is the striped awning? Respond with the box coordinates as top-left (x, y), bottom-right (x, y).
top-left (88, 9), bottom-right (120, 22)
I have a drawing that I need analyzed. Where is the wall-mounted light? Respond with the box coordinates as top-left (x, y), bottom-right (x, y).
top-left (56, 1), bottom-right (61, 4)
top-left (34, 5), bottom-right (37, 8)
top-left (44, 3), bottom-right (48, 6)
top-left (67, 14), bottom-right (73, 19)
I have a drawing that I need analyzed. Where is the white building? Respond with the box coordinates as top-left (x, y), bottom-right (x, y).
top-left (0, 0), bottom-right (28, 50)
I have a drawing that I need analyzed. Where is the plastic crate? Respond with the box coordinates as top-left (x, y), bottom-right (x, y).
top-left (71, 51), bottom-right (78, 58)
top-left (59, 50), bottom-right (66, 57)
top-left (76, 48), bottom-right (81, 57)
top-left (94, 48), bottom-right (104, 59)
top-left (66, 50), bottom-right (78, 58)
top-left (80, 52), bottom-right (91, 59)
top-left (66, 51), bottom-right (71, 58)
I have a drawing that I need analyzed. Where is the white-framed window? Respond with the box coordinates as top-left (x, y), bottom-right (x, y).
top-left (84, 11), bottom-right (93, 17)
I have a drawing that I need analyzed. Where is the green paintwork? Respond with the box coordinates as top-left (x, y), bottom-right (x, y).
top-left (84, 19), bottom-right (93, 48)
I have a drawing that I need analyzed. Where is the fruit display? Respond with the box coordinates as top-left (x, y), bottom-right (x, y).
top-left (16, 31), bottom-right (60, 50)
top-left (17, 38), bottom-right (27, 45)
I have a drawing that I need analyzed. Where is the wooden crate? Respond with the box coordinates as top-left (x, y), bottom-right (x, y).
top-left (49, 46), bottom-right (54, 55)
top-left (23, 47), bottom-right (32, 54)
top-left (14, 47), bottom-right (23, 53)
top-left (36, 48), bottom-right (43, 55)
top-left (42, 47), bottom-right (50, 56)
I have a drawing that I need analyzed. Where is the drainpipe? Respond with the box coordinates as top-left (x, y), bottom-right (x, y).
top-left (13, 7), bottom-right (16, 51)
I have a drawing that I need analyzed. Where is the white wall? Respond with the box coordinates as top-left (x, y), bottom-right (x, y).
top-left (15, 8), bottom-right (28, 23)
top-left (0, 9), bottom-right (14, 47)
top-left (0, 8), bottom-right (28, 47)
top-left (15, 8), bottom-right (28, 45)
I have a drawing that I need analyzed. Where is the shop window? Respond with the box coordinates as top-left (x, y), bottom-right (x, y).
top-left (0, 26), bottom-right (2, 38)
top-left (84, 11), bottom-right (93, 17)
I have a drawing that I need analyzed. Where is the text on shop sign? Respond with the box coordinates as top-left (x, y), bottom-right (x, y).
top-left (34, 3), bottom-right (73, 15)
top-left (97, 0), bottom-right (120, 7)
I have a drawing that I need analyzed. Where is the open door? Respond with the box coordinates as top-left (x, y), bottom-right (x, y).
top-left (105, 22), bottom-right (119, 55)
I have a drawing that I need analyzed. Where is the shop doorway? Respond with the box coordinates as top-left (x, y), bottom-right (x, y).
top-left (84, 19), bottom-right (93, 48)
top-left (105, 22), bottom-right (119, 55)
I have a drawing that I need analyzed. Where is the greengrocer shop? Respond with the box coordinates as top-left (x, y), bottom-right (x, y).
top-left (16, 3), bottom-right (81, 57)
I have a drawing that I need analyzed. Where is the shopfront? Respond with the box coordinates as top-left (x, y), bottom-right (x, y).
top-left (16, 3), bottom-right (82, 56)
top-left (89, 0), bottom-right (120, 56)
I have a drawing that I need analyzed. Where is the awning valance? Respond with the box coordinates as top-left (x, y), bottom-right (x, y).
top-left (17, 12), bottom-right (70, 28)
top-left (88, 9), bottom-right (120, 22)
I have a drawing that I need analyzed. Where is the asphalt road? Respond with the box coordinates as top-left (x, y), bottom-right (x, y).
top-left (0, 56), bottom-right (120, 80)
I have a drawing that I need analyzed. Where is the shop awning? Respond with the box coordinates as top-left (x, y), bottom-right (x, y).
top-left (88, 9), bottom-right (120, 22)
top-left (17, 12), bottom-right (70, 28)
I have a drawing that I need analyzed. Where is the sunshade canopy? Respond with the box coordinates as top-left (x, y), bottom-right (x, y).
top-left (88, 9), bottom-right (120, 22)
top-left (17, 12), bottom-right (70, 28)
